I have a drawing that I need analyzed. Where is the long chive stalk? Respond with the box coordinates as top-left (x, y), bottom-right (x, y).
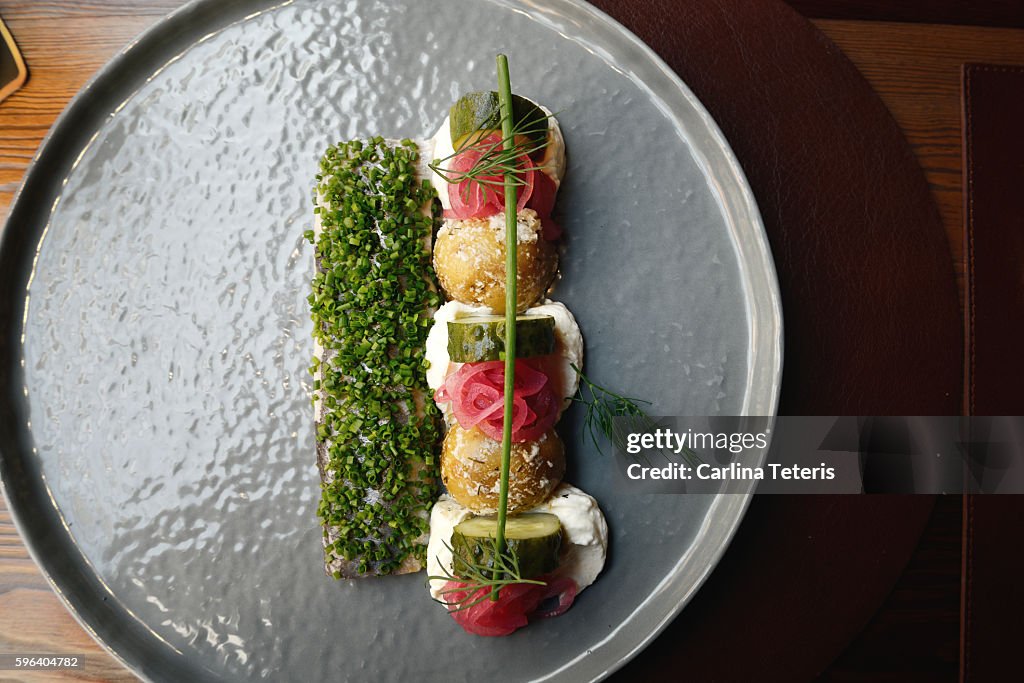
top-left (492, 53), bottom-right (517, 600)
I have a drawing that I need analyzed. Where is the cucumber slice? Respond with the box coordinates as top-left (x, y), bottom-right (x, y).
top-left (451, 513), bottom-right (562, 579)
top-left (448, 314), bottom-right (555, 363)
top-left (449, 91), bottom-right (548, 153)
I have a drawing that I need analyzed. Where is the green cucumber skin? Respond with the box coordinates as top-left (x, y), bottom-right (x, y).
top-left (450, 514), bottom-right (562, 580)
top-left (447, 315), bottom-right (555, 363)
top-left (449, 91), bottom-right (547, 149)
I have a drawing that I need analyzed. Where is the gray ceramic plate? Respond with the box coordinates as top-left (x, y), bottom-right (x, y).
top-left (0, 1), bottom-right (781, 681)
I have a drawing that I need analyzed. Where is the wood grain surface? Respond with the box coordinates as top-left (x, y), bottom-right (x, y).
top-left (0, 1), bottom-right (1021, 681)
top-left (0, 1), bottom-right (179, 225)
top-left (816, 19), bottom-right (1024, 313)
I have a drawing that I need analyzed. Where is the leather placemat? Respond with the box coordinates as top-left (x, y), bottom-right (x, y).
top-left (962, 496), bottom-right (1024, 682)
top-left (961, 63), bottom-right (1024, 683)
top-left (962, 64), bottom-right (1024, 418)
top-left (786, 0), bottom-right (1024, 29)
top-left (587, 1), bottom-right (961, 679)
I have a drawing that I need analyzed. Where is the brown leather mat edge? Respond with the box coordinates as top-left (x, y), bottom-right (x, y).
top-left (962, 64), bottom-right (1024, 418)
top-left (961, 63), bottom-right (1024, 683)
top-left (787, 0), bottom-right (1024, 29)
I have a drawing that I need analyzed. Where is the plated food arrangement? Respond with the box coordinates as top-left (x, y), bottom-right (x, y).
top-left (308, 57), bottom-right (608, 636)
top-left (2, 0), bottom-right (781, 678)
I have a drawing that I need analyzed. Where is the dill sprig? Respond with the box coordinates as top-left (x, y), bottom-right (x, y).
top-left (427, 538), bottom-right (546, 613)
top-left (428, 107), bottom-right (553, 206)
top-left (569, 364), bottom-right (699, 466)
top-left (570, 363), bottom-right (654, 457)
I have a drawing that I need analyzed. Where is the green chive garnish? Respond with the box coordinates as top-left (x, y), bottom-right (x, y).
top-left (492, 53), bottom-right (518, 601)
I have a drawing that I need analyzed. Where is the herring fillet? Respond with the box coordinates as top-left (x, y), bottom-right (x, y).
top-left (313, 139), bottom-right (438, 577)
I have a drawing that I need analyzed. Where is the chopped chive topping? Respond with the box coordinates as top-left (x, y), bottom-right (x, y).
top-left (308, 137), bottom-right (442, 575)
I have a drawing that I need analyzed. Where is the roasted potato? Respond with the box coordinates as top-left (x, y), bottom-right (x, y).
top-left (433, 210), bottom-right (557, 313)
top-left (441, 424), bottom-right (565, 513)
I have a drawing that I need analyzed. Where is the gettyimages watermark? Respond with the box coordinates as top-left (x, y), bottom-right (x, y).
top-left (611, 416), bottom-right (1024, 494)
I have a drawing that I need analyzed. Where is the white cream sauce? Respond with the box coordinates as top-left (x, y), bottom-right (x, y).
top-left (426, 483), bottom-right (608, 600)
top-left (424, 299), bottom-right (583, 414)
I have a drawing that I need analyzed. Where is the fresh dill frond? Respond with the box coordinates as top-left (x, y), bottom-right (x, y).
top-left (427, 108), bottom-right (555, 205)
top-left (569, 363), bottom-right (699, 466)
top-left (426, 538), bottom-right (546, 612)
top-left (570, 363), bottom-right (652, 457)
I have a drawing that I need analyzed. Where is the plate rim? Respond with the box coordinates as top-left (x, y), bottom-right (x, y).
top-left (0, 0), bottom-right (783, 681)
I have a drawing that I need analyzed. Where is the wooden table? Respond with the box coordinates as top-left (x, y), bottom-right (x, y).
top-left (2, 2), bottom-right (1023, 681)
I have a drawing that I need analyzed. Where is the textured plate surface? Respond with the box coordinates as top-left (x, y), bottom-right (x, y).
top-left (0, 0), bottom-right (781, 681)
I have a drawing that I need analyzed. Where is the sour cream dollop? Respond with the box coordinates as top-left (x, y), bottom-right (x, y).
top-left (425, 299), bottom-right (583, 415)
top-left (426, 483), bottom-right (608, 600)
